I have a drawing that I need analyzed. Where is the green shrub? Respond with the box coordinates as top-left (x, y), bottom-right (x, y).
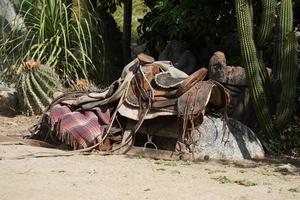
top-left (0, 0), bottom-right (104, 85)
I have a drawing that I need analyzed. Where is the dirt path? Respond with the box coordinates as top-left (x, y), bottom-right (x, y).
top-left (0, 115), bottom-right (300, 200)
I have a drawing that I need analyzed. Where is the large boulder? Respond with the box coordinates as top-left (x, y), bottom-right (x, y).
top-left (192, 115), bottom-right (265, 160)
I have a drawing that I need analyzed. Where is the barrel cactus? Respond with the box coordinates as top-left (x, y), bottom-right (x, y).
top-left (16, 60), bottom-right (61, 115)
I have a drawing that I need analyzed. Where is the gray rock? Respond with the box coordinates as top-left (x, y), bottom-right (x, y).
top-left (208, 51), bottom-right (272, 86)
top-left (0, 82), bottom-right (17, 115)
top-left (192, 115), bottom-right (264, 160)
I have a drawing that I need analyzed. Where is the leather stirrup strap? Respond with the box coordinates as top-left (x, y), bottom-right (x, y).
top-left (175, 68), bottom-right (208, 97)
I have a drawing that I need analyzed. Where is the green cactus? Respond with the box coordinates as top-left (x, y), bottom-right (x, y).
top-left (234, 0), bottom-right (298, 136)
top-left (235, 0), bottom-right (273, 136)
top-left (275, 0), bottom-right (298, 129)
top-left (256, 0), bottom-right (276, 47)
top-left (17, 61), bottom-right (61, 115)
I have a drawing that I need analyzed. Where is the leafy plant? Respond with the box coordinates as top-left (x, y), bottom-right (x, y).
top-left (212, 176), bottom-right (232, 184)
top-left (267, 137), bottom-right (285, 155)
top-left (92, 0), bottom-right (123, 13)
top-left (288, 187), bottom-right (300, 193)
top-left (137, 0), bottom-right (237, 58)
top-left (0, 0), bottom-right (104, 85)
top-left (212, 176), bottom-right (258, 187)
top-left (281, 117), bottom-right (300, 155)
top-left (113, 0), bottom-right (149, 41)
top-left (266, 115), bottom-right (300, 156)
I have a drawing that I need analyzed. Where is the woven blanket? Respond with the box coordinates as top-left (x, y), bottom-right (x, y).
top-left (49, 104), bottom-right (110, 149)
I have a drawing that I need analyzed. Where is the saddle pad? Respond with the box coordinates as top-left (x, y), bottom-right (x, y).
top-left (118, 102), bottom-right (176, 121)
top-left (49, 104), bottom-right (110, 149)
top-left (153, 61), bottom-right (188, 78)
top-left (81, 71), bottom-right (135, 110)
top-left (137, 53), bottom-right (155, 65)
top-left (154, 72), bottom-right (185, 88)
top-left (73, 81), bottom-right (121, 106)
top-left (88, 81), bottom-right (120, 99)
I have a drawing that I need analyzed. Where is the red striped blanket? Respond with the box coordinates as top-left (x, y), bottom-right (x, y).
top-left (49, 104), bottom-right (110, 149)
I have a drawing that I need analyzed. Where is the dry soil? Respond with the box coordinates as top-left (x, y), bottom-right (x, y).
top-left (0, 115), bottom-right (300, 200)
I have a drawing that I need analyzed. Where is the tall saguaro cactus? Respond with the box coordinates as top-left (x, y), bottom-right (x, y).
top-left (235, 0), bottom-right (273, 136)
top-left (275, 0), bottom-right (298, 129)
top-left (234, 0), bottom-right (298, 136)
top-left (256, 0), bottom-right (276, 47)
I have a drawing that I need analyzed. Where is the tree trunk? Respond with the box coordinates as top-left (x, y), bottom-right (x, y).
top-left (122, 0), bottom-right (132, 64)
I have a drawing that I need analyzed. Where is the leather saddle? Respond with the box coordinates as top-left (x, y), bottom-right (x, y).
top-left (119, 54), bottom-right (229, 119)
top-left (117, 54), bottom-right (230, 143)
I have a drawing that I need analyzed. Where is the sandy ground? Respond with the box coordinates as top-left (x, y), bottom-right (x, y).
top-left (0, 115), bottom-right (300, 200)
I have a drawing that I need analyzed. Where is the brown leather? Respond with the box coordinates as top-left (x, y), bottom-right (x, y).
top-left (124, 66), bottom-right (215, 144)
top-left (151, 97), bottom-right (177, 108)
top-left (178, 81), bottom-right (213, 116)
top-left (153, 68), bottom-right (208, 98)
top-left (126, 66), bottom-right (208, 107)
top-left (175, 68), bottom-right (208, 97)
top-left (177, 80), bottom-right (230, 116)
top-left (137, 53), bottom-right (155, 65)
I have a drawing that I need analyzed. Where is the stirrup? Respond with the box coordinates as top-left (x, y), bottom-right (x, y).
top-left (144, 134), bottom-right (158, 150)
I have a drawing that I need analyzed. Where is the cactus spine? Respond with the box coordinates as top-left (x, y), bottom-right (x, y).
top-left (235, 0), bottom-right (298, 135)
top-left (17, 61), bottom-right (61, 115)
